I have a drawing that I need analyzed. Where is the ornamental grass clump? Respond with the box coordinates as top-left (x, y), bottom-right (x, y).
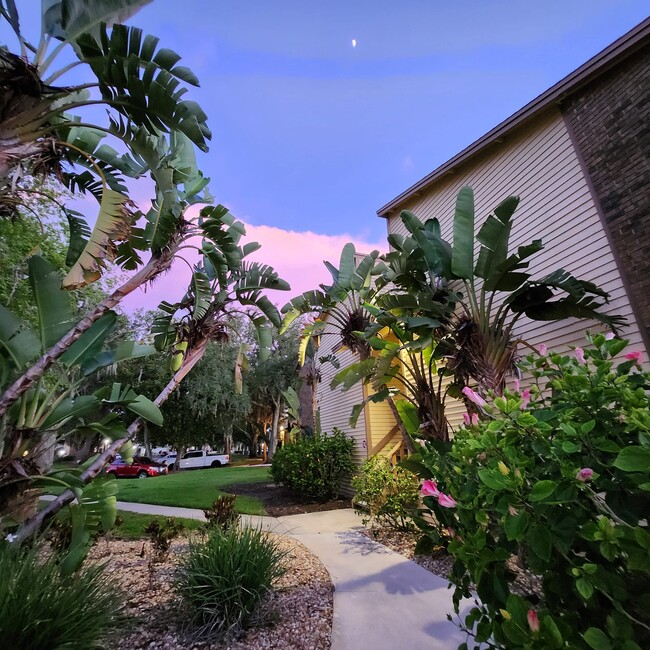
top-left (409, 335), bottom-right (650, 649)
top-left (0, 540), bottom-right (121, 649)
top-left (175, 526), bottom-right (286, 638)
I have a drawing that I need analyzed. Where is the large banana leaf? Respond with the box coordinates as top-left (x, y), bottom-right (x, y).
top-left (81, 340), bottom-right (156, 375)
top-left (63, 188), bottom-right (131, 289)
top-left (43, 0), bottom-right (152, 43)
top-left (451, 186), bottom-right (475, 279)
top-left (76, 24), bottom-right (211, 150)
top-left (0, 305), bottom-right (41, 370)
top-left (60, 310), bottom-right (118, 368)
top-left (337, 243), bottom-right (356, 290)
top-left (29, 255), bottom-right (75, 348)
top-left (474, 196), bottom-right (519, 282)
top-left (41, 394), bottom-right (100, 429)
top-left (189, 270), bottom-right (211, 321)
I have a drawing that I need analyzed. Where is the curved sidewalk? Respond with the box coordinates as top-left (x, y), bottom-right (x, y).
top-left (42, 498), bottom-right (469, 649)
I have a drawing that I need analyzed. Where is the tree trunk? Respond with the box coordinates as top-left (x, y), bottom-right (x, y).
top-left (0, 248), bottom-right (177, 419)
top-left (13, 337), bottom-right (208, 543)
top-left (73, 436), bottom-right (95, 463)
top-left (143, 423), bottom-right (152, 458)
top-left (267, 397), bottom-right (281, 462)
top-left (298, 357), bottom-right (315, 435)
top-left (249, 427), bottom-right (260, 458)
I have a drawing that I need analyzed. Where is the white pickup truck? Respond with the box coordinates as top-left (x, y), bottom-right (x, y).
top-left (179, 450), bottom-right (230, 469)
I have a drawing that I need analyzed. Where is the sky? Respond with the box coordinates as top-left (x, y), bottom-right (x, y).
top-left (7, 1), bottom-right (650, 311)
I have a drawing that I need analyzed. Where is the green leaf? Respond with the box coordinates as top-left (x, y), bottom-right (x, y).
top-left (504, 511), bottom-right (529, 541)
top-left (395, 400), bottom-right (419, 437)
top-left (478, 469), bottom-right (510, 490)
top-left (474, 195), bottom-right (519, 281)
top-left (43, 0), bottom-right (151, 42)
top-left (583, 627), bottom-right (612, 650)
top-left (451, 186), bottom-right (474, 279)
top-left (613, 446), bottom-right (650, 472)
top-left (576, 578), bottom-right (594, 600)
top-left (29, 255), bottom-right (74, 348)
top-left (529, 480), bottom-right (557, 501)
top-left (60, 311), bottom-right (118, 368)
top-left (0, 305), bottom-right (41, 369)
top-left (41, 395), bottom-right (99, 429)
top-left (528, 524), bottom-right (552, 562)
top-left (337, 243), bottom-right (356, 289)
top-left (541, 616), bottom-right (564, 649)
top-left (125, 394), bottom-right (163, 425)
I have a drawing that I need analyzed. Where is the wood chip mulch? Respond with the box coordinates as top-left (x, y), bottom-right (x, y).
top-left (360, 525), bottom-right (454, 579)
top-left (93, 534), bottom-right (332, 649)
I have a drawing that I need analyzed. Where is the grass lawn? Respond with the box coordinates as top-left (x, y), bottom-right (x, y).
top-left (47, 466), bottom-right (271, 515)
top-left (112, 510), bottom-right (203, 539)
top-left (115, 466), bottom-right (270, 514)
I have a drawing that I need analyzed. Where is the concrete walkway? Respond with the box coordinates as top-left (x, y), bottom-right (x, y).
top-left (41, 497), bottom-right (469, 649)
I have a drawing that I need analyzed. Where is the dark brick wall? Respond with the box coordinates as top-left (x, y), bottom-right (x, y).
top-left (562, 45), bottom-right (650, 345)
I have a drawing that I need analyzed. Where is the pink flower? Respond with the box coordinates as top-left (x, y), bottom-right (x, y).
top-left (576, 467), bottom-right (593, 482)
top-left (421, 480), bottom-right (440, 498)
top-left (437, 492), bottom-right (458, 508)
top-left (471, 413), bottom-right (479, 426)
top-left (527, 609), bottom-right (540, 633)
top-left (625, 351), bottom-right (642, 363)
top-left (605, 332), bottom-right (615, 340)
top-left (575, 348), bottom-right (585, 364)
top-left (537, 344), bottom-right (547, 356)
top-left (521, 389), bottom-right (531, 409)
top-left (462, 387), bottom-right (487, 408)
top-left (462, 413), bottom-right (471, 426)
top-left (513, 377), bottom-right (521, 392)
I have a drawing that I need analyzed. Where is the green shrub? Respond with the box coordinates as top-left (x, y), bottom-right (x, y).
top-left (0, 541), bottom-right (121, 649)
top-left (203, 494), bottom-right (240, 531)
top-left (175, 526), bottom-right (286, 637)
top-left (352, 456), bottom-right (419, 530)
top-left (270, 428), bottom-right (354, 500)
top-left (411, 335), bottom-right (650, 649)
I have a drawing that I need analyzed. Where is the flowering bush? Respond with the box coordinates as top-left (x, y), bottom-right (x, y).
top-left (409, 335), bottom-right (650, 649)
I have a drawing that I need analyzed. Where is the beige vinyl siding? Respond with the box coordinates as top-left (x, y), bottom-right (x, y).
top-left (316, 315), bottom-right (368, 497)
top-left (387, 107), bottom-right (644, 428)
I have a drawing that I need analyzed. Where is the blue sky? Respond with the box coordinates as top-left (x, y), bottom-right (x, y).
top-left (126, 0), bottom-right (648, 242)
top-left (5, 1), bottom-right (649, 307)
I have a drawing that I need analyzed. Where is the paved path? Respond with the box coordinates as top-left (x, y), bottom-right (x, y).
top-left (41, 497), bottom-right (469, 649)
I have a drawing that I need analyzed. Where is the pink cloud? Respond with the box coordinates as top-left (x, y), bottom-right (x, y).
top-left (119, 222), bottom-right (386, 314)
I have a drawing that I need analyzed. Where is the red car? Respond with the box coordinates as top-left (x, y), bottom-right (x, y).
top-left (105, 456), bottom-right (168, 479)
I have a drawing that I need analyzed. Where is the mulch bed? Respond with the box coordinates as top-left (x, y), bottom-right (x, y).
top-left (98, 534), bottom-right (333, 649)
top-left (224, 481), bottom-right (352, 517)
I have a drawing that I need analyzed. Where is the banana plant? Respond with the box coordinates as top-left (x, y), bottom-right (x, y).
top-left (397, 187), bottom-right (625, 392)
top-left (0, 0), bottom-right (210, 197)
top-left (281, 243), bottom-right (381, 362)
top-left (0, 0), bottom-right (216, 417)
top-left (14, 213), bottom-right (291, 542)
top-left (0, 255), bottom-right (161, 527)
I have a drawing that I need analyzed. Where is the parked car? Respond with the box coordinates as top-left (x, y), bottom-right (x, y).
top-left (105, 456), bottom-right (168, 479)
top-left (179, 450), bottom-right (229, 469)
top-left (158, 453), bottom-right (177, 470)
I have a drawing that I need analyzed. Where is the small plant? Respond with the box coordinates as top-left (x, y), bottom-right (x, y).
top-left (0, 540), bottom-right (121, 649)
top-left (271, 428), bottom-right (354, 501)
top-left (145, 517), bottom-right (185, 561)
top-left (352, 456), bottom-right (419, 531)
top-left (411, 335), bottom-right (650, 649)
top-left (203, 495), bottom-right (240, 531)
top-left (175, 526), bottom-right (286, 638)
